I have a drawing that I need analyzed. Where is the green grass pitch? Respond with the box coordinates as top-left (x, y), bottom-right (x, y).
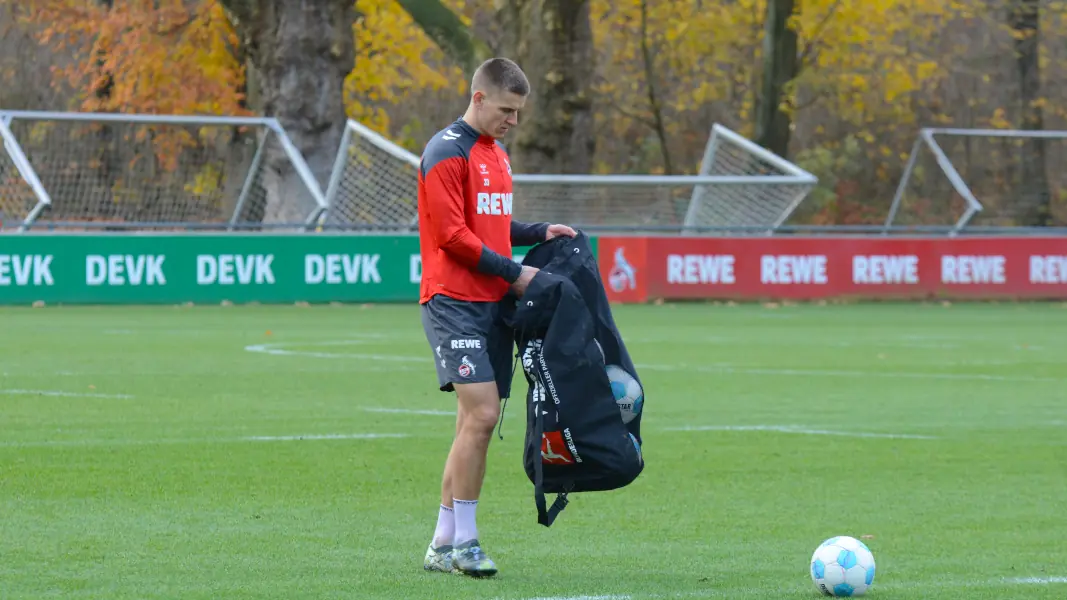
top-left (1, 302), bottom-right (1065, 599)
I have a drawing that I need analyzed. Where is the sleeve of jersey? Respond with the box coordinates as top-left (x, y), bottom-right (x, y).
top-left (424, 156), bottom-right (522, 283)
top-left (511, 220), bottom-right (549, 246)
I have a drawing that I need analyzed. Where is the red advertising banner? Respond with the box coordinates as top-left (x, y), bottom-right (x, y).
top-left (598, 236), bottom-right (1067, 302)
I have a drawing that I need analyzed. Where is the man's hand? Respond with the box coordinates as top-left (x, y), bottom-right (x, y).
top-left (545, 224), bottom-right (577, 241)
top-left (510, 265), bottom-right (539, 298)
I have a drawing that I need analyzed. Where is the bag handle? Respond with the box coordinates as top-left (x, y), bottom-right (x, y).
top-left (530, 343), bottom-right (570, 527)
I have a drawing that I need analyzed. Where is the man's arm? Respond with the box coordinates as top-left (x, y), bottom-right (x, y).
top-left (424, 157), bottom-right (522, 283)
top-left (510, 220), bottom-right (549, 247)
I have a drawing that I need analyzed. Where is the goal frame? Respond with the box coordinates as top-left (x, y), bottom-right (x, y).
top-left (681, 123), bottom-right (818, 235)
top-left (0, 115), bottom-right (52, 233)
top-left (884, 127), bottom-right (1067, 235)
top-left (320, 120), bottom-right (818, 234)
top-left (0, 110), bottom-right (328, 232)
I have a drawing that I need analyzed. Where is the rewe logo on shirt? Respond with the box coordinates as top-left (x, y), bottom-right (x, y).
top-left (477, 192), bottom-right (513, 215)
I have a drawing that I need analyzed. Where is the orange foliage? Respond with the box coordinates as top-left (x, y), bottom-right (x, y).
top-left (17, 0), bottom-right (245, 115)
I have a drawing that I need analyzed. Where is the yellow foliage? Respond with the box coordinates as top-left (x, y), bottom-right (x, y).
top-left (345, 0), bottom-right (465, 137)
top-left (591, 0), bottom-right (964, 167)
top-left (185, 163), bottom-right (223, 197)
top-left (791, 0), bottom-right (954, 129)
top-left (592, 0), bottom-right (764, 166)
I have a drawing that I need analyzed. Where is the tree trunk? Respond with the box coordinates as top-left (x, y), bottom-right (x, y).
top-left (638, 0), bottom-right (671, 174)
top-left (495, 0), bottom-right (596, 175)
top-left (221, 0), bottom-right (356, 228)
top-left (1009, 0), bottom-right (1050, 227)
top-left (756, 0), bottom-right (798, 159)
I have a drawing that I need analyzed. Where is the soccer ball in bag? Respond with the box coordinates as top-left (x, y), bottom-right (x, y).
top-left (605, 364), bottom-right (643, 424)
top-left (810, 536), bottom-right (876, 597)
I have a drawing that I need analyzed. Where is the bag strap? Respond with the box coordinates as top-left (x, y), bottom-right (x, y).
top-left (531, 344), bottom-right (570, 528)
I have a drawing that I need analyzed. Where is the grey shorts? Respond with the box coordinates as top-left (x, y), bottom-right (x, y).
top-left (420, 294), bottom-right (515, 398)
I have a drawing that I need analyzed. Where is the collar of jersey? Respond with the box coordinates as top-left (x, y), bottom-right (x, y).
top-left (455, 118), bottom-right (496, 145)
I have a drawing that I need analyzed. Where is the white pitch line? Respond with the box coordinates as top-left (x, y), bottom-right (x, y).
top-left (244, 341), bottom-right (426, 363)
top-left (508, 596), bottom-right (630, 600)
top-left (244, 339), bottom-right (1060, 382)
top-left (362, 407), bottom-right (455, 416)
top-left (0, 432), bottom-right (413, 448)
top-left (1006, 577), bottom-right (1067, 584)
top-left (636, 362), bottom-right (1059, 383)
top-left (665, 424), bottom-right (938, 440)
top-left (241, 433), bottom-right (411, 441)
top-left (0, 388), bottom-right (134, 399)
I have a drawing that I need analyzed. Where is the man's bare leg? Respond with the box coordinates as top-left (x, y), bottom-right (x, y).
top-left (445, 380), bottom-right (501, 577)
top-left (439, 405), bottom-right (465, 508)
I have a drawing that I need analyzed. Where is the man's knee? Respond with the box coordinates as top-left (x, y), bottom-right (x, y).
top-left (455, 382), bottom-right (500, 434)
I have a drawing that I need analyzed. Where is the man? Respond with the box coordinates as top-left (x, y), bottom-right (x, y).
top-left (416, 57), bottom-right (576, 578)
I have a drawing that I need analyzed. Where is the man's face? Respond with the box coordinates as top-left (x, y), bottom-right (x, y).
top-left (475, 89), bottom-right (526, 138)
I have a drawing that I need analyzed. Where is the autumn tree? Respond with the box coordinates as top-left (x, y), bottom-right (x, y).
top-left (9, 0), bottom-right (1067, 229)
top-left (9, 0), bottom-right (464, 225)
top-left (3, 1), bottom-right (253, 225)
top-left (216, 0), bottom-right (355, 224)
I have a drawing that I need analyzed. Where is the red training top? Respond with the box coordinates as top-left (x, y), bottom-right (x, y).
top-left (417, 118), bottom-right (520, 304)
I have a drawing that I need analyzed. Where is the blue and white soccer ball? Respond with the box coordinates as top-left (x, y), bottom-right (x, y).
top-left (628, 432), bottom-right (643, 465)
top-left (810, 535), bottom-right (876, 597)
top-left (606, 364), bottom-right (643, 424)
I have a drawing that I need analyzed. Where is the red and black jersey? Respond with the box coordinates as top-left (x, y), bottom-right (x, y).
top-left (417, 118), bottom-right (546, 304)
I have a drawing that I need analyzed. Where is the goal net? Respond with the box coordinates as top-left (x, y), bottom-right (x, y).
top-left (320, 121), bottom-right (816, 234)
top-left (0, 111), bottom-right (325, 231)
top-left (679, 124), bottom-right (817, 234)
top-left (0, 118), bottom-right (48, 232)
top-left (886, 128), bottom-right (1067, 232)
top-left (322, 120), bottom-right (422, 231)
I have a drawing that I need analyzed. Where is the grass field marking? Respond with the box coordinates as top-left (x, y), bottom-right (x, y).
top-left (636, 362), bottom-right (1059, 383)
top-left (242, 340), bottom-right (1057, 383)
top-left (241, 433), bottom-right (411, 441)
top-left (497, 576), bottom-right (1067, 600)
top-left (0, 432), bottom-right (415, 448)
top-left (664, 424), bottom-right (938, 440)
top-left (629, 336), bottom-right (963, 350)
top-left (245, 339), bottom-right (427, 363)
top-left (362, 407), bottom-right (456, 416)
top-left (0, 388), bottom-right (134, 399)
top-left (1005, 576), bottom-right (1067, 584)
top-left (504, 596), bottom-right (631, 600)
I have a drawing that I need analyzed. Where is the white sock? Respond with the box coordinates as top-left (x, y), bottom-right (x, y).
top-left (453, 498), bottom-right (479, 546)
top-left (432, 504), bottom-right (454, 548)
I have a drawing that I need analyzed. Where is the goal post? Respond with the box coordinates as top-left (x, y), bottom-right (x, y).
top-left (321, 119), bottom-right (422, 231)
top-left (0, 110), bottom-right (327, 231)
top-left (0, 116), bottom-right (51, 233)
top-left (885, 127), bottom-right (1067, 234)
top-left (321, 120), bottom-right (818, 234)
top-left (681, 124), bottom-right (818, 235)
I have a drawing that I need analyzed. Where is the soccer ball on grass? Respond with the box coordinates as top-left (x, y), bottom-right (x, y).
top-left (810, 535), bottom-right (876, 597)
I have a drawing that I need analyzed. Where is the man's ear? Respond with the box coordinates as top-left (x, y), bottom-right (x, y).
top-left (472, 90), bottom-right (485, 107)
